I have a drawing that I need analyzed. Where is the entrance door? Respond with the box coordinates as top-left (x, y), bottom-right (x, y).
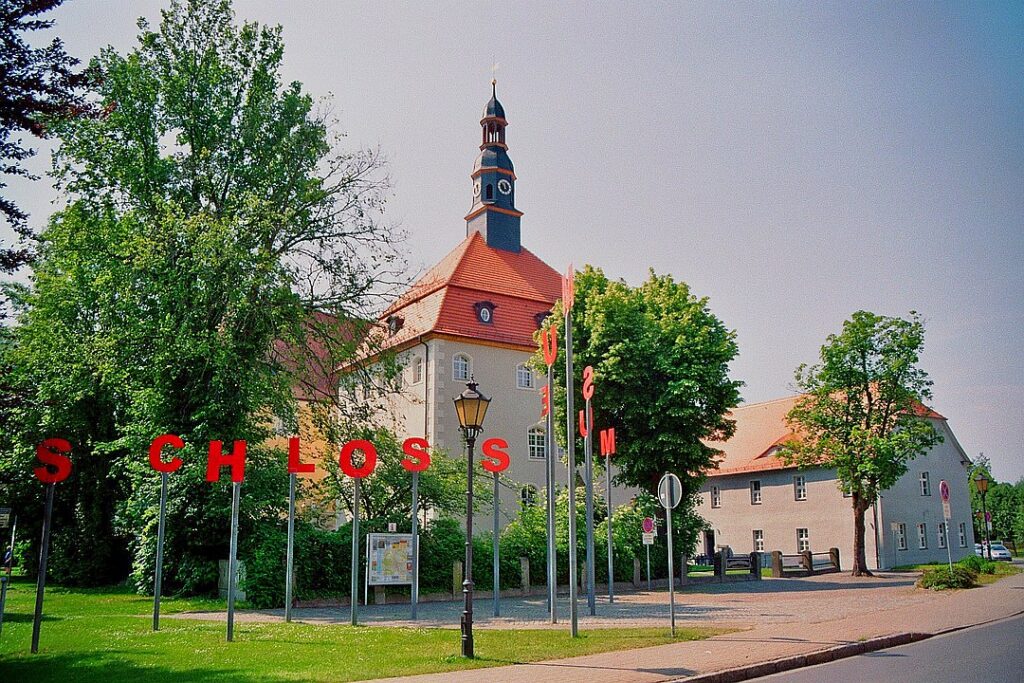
top-left (704, 530), bottom-right (715, 560)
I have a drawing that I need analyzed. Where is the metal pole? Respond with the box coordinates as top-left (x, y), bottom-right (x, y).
top-left (350, 477), bottom-right (360, 626)
top-left (285, 472), bottom-right (296, 623)
top-left (564, 307), bottom-right (578, 637)
top-left (0, 514), bottom-right (17, 638)
top-left (226, 481), bottom-right (240, 642)
top-left (545, 364), bottom-right (556, 624)
top-left (980, 492), bottom-right (991, 561)
top-left (646, 544), bottom-right (651, 590)
top-left (492, 470), bottom-right (500, 617)
top-left (461, 435), bottom-right (476, 657)
top-left (411, 470), bottom-right (419, 620)
top-left (153, 472), bottom-right (168, 631)
top-left (666, 494), bottom-right (675, 638)
top-left (31, 484), bottom-right (55, 654)
top-left (605, 460), bottom-right (614, 603)
top-left (584, 399), bottom-right (595, 615)
top-left (944, 522), bottom-right (953, 572)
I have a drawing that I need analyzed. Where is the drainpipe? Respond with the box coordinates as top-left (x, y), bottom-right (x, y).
top-left (419, 337), bottom-right (430, 445)
top-left (873, 496), bottom-right (882, 570)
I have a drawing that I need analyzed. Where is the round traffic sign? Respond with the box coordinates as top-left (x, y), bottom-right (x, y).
top-left (658, 473), bottom-right (683, 509)
top-left (642, 517), bottom-right (655, 534)
top-left (939, 480), bottom-right (950, 503)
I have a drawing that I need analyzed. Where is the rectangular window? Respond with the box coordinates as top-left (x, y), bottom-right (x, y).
top-left (937, 523), bottom-right (947, 549)
top-left (797, 528), bottom-right (809, 552)
top-left (527, 428), bottom-right (545, 460)
top-left (711, 486), bottom-right (721, 508)
top-left (411, 356), bottom-right (423, 385)
top-left (750, 480), bottom-right (762, 505)
top-left (516, 364), bottom-right (535, 389)
top-left (920, 472), bottom-right (931, 496)
top-left (897, 523), bottom-right (907, 550)
top-left (958, 522), bottom-right (967, 548)
top-left (753, 529), bottom-right (764, 552)
top-left (793, 475), bottom-right (807, 501)
top-left (918, 523), bottom-right (928, 549)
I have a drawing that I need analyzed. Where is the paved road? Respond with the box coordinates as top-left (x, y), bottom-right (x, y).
top-left (754, 613), bottom-right (1024, 683)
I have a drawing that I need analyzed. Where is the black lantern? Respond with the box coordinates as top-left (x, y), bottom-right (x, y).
top-left (452, 379), bottom-right (490, 658)
top-left (974, 473), bottom-right (991, 561)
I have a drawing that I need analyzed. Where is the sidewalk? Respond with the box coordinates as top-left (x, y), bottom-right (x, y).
top-left (363, 568), bottom-right (1024, 683)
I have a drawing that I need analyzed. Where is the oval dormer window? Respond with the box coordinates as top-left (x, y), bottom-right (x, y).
top-left (474, 301), bottom-right (496, 325)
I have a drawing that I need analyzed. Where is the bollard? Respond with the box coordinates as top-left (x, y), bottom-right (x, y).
top-left (771, 550), bottom-right (783, 578)
top-left (453, 560), bottom-right (463, 599)
top-left (632, 557), bottom-right (641, 588)
top-left (750, 552), bottom-right (761, 580)
top-left (520, 557), bottom-right (530, 596)
top-left (829, 547), bottom-right (840, 571)
top-left (801, 550), bottom-right (813, 573)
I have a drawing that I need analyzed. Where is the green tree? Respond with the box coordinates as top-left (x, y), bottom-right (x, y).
top-left (532, 266), bottom-right (740, 540)
top-left (782, 311), bottom-right (942, 576)
top-left (2, 0), bottom-right (398, 591)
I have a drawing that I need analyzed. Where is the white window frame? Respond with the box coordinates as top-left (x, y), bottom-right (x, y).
top-left (920, 471), bottom-right (931, 496)
top-left (797, 528), bottom-right (809, 552)
top-left (527, 426), bottom-right (545, 460)
top-left (897, 523), bottom-right (907, 550)
top-left (521, 484), bottom-right (538, 508)
top-left (793, 475), bottom-right (807, 501)
top-left (452, 353), bottom-right (471, 381)
top-left (753, 529), bottom-right (764, 552)
top-left (410, 355), bottom-right (423, 385)
top-left (710, 485), bottom-right (721, 508)
top-left (750, 480), bottom-right (762, 505)
top-left (958, 522), bottom-right (967, 548)
top-left (937, 523), bottom-right (947, 549)
top-left (918, 523), bottom-right (928, 549)
top-left (516, 363), bottom-right (535, 389)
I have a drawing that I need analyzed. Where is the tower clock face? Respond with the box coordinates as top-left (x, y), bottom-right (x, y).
top-left (497, 178), bottom-right (512, 195)
top-left (473, 181), bottom-right (481, 197)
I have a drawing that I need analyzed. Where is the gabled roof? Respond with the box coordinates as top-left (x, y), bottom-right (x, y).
top-left (705, 394), bottom-right (947, 477)
top-left (376, 231), bottom-right (561, 352)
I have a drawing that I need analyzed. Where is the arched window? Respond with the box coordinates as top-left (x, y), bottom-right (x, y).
top-left (452, 353), bottom-right (471, 381)
top-left (410, 355), bottom-right (423, 385)
top-left (521, 484), bottom-right (538, 508)
top-left (485, 184), bottom-right (493, 200)
top-left (516, 363), bottom-right (534, 389)
top-left (528, 426), bottom-right (545, 460)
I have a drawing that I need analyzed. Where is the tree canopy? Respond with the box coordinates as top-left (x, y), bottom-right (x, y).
top-left (781, 310), bottom-right (942, 575)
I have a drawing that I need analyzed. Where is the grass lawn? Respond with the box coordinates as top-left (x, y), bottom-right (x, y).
top-left (0, 578), bottom-right (729, 682)
top-left (976, 562), bottom-right (1021, 586)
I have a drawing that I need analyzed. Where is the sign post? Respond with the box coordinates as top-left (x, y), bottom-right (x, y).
top-left (562, 265), bottom-right (579, 637)
top-left (642, 516), bottom-right (655, 591)
top-left (940, 480), bottom-right (953, 571)
top-left (226, 481), bottom-right (241, 642)
top-left (153, 472), bottom-right (169, 631)
top-left (540, 326), bottom-right (558, 624)
top-left (492, 470), bottom-right (500, 617)
top-left (410, 471), bottom-right (420, 619)
top-left (583, 399), bottom-right (595, 616)
top-left (285, 472), bottom-right (297, 622)
top-left (658, 473), bottom-right (682, 637)
top-left (0, 509), bottom-right (14, 638)
top-left (31, 483), bottom-right (55, 653)
top-left (350, 477), bottom-right (361, 626)
top-left (601, 428), bottom-right (616, 603)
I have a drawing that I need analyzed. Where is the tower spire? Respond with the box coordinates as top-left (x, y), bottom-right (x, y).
top-left (465, 83), bottom-right (522, 252)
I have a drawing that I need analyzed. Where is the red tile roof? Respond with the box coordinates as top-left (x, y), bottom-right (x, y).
top-left (705, 394), bottom-right (946, 477)
top-left (376, 232), bottom-right (561, 351)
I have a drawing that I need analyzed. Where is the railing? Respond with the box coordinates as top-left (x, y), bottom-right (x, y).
top-left (770, 548), bottom-right (841, 577)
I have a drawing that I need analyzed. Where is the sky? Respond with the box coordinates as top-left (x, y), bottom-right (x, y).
top-left (4, 2), bottom-right (1022, 481)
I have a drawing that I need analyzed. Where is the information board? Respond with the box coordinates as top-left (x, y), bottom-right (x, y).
top-left (367, 533), bottom-right (414, 585)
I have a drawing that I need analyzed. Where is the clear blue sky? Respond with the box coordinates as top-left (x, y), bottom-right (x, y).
top-left (5, 2), bottom-right (1022, 481)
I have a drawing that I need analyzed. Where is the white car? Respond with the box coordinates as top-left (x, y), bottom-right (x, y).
top-left (976, 543), bottom-right (1013, 561)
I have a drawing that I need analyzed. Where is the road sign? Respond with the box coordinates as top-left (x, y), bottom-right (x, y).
top-left (658, 473), bottom-right (682, 509)
top-left (0, 508), bottom-right (9, 529)
top-left (642, 517), bottom-right (655, 534)
top-left (939, 479), bottom-right (951, 519)
top-left (642, 532), bottom-right (656, 545)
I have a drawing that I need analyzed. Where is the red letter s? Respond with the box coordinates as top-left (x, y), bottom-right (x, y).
top-left (481, 438), bottom-right (510, 473)
top-left (582, 365), bottom-right (595, 401)
top-left (35, 438), bottom-right (72, 483)
top-left (401, 437), bottom-right (431, 472)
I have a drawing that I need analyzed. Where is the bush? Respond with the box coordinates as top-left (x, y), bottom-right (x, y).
top-left (918, 565), bottom-right (977, 590)
top-left (958, 555), bottom-right (996, 574)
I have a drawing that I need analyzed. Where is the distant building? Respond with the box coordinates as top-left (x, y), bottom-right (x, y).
top-left (696, 396), bottom-right (976, 570)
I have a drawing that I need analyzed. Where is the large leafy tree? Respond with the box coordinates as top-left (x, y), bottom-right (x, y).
top-left (1, 0), bottom-right (90, 272)
top-left (533, 266), bottom-right (741, 554)
top-left (3, 0), bottom-right (399, 591)
top-left (782, 311), bottom-right (942, 576)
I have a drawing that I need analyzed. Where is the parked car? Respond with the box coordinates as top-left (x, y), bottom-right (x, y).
top-left (975, 543), bottom-right (1013, 561)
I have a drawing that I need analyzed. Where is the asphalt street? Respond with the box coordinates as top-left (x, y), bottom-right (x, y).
top-left (754, 613), bottom-right (1024, 683)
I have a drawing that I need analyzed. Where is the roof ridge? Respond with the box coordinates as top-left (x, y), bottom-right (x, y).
top-left (733, 394), bottom-right (805, 410)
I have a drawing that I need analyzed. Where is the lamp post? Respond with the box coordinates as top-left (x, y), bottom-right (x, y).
top-left (453, 379), bottom-right (491, 659)
top-left (974, 473), bottom-right (991, 561)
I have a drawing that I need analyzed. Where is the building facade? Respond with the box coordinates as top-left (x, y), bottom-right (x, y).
top-left (695, 396), bottom-right (977, 570)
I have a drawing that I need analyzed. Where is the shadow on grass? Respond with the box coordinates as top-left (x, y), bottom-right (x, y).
top-left (0, 653), bottom-right (268, 683)
top-left (0, 611), bottom-right (62, 623)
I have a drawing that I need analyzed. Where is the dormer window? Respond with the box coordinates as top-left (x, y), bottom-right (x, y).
top-left (533, 312), bottom-right (550, 329)
top-left (474, 301), bottom-right (496, 325)
top-left (386, 315), bottom-right (403, 336)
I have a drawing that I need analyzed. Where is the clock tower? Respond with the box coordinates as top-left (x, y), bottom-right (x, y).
top-left (465, 81), bottom-right (523, 252)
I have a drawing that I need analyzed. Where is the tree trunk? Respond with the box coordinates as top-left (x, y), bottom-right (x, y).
top-left (851, 493), bottom-right (873, 577)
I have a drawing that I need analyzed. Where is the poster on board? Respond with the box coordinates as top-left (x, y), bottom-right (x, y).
top-left (367, 533), bottom-right (414, 585)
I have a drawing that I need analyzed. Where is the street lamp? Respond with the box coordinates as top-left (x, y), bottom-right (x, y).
top-left (974, 473), bottom-right (991, 561)
top-left (453, 379), bottom-right (491, 658)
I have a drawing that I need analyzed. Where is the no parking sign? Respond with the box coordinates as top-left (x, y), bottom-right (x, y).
top-left (939, 480), bottom-right (951, 520)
